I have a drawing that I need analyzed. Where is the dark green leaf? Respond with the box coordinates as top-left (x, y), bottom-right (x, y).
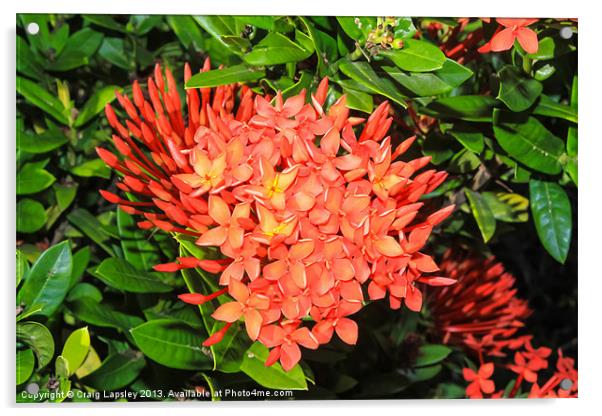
top-left (449, 129), bottom-right (484, 154)
top-left (465, 189), bottom-right (496, 242)
top-left (94, 257), bottom-right (173, 293)
top-left (16, 349), bottom-right (35, 385)
top-left (17, 241), bottom-right (72, 317)
top-left (244, 33), bottom-right (312, 66)
top-left (493, 111), bottom-right (565, 175)
top-left (382, 39), bottom-right (446, 72)
top-left (83, 15), bottom-right (126, 33)
top-left (415, 344), bottom-right (452, 367)
top-left (533, 94), bottom-right (577, 123)
top-left (16, 199), bottom-right (47, 233)
top-left (16, 321), bottom-right (55, 369)
top-left (497, 66), bottom-right (542, 112)
top-left (186, 65), bottom-right (265, 89)
top-left (339, 60), bottom-right (407, 108)
top-left (234, 16), bottom-right (276, 30)
top-left (527, 36), bottom-right (576, 60)
top-left (98, 38), bottom-right (134, 71)
top-left (17, 77), bottom-right (69, 124)
top-left (130, 319), bottom-right (212, 370)
top-left (529, 180), bottom-right (572, 263)
top-left (67, 208), bottom-right (115, 255)
top-left (166, 15), bottom-right (205, 49)
top-left (422, 95), bottom-right (497, 121)
top-left (81, 350), bottom-right (145, 391)
top-left (69, 299), bottom-right (143, 334)
top-left (50, 28), bottom-right (104, 71)
top-left (70, 158), bottom-right (111, 179)
top-left (67, 282), bottom-right (103, 303)
top-left (116, 209), bottom-right (161, 271)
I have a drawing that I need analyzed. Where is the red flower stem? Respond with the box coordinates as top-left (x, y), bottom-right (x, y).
top-left (509, 374), bottom-right (524, 398)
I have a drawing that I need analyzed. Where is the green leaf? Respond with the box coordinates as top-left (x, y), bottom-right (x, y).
top-left (98, 38), bottom-right (134, 71)
top-left (17, 250), bottom-right (29, 286)
top-left (527, 36), bottom-right (576, 60)
top-left (17, 164), bottom-right (56, 195)
top-left (244, 32), bottom-right (312, 66)
top-left (415, 344), bottom-right (452, 367)
top-left (465, 189), bottom-right (496, 242)
top-left (493, 111), bottom-right (565, 175)
top-left (67, 208), bottom-right (115, 256)
top-left (384, 59), bottom-right (472, 97)
top-left (449, 129), bottom-right (484, 154)
top-left (482, 192), bottom-right (529, 223)
top-left (55, 355), bottom-right (70, 379)
top-left (533, 94), bottom-right (578, 123)
top-left (75, 85), bottom-right (119, 127)
top-left (186, 65), bottom-right (265, 89)
top-left (422, 95), bottom-right (497, 121)
top-left (338, 60), bottom-right (407, 108)
top-left (18, 129), bottom-right (68, 154)
top-left (17, 349), bottom-right (35, 385)
top-left (16, 321), bottom-right (55, 369)
top-left (336, 17), bottom-right (364, 41)
top-left (116, 209), bottom-right (161, 271)
top-left (81, 349), bottom-right (145, 391)
top-left (130, 319), bottom-right (212, 370)
top-left (69, 299), bottom-right (143, 334)
top-left (17, 77), bottom-right (69, 125)
top-left (67, 282), bottom-right (103, 303)
top-left (70, 158), bottom-right (111, 179)
top-left (339, 81), bottom-right (374, 113)
top-left (74, 346), bottom-right (101, 379)
top-left (94, 257), bottom-right (173, 293)
top-left (166, 15), bottom-right (205, 49)
top-left (17, 36), bottom-right (44, 79)
top-left (61, 327), bottom-right (90, 376)
top-left (17, 241), bottom-right (72, 317)
top-left (17, 199), bottom-right (47, 233)
top-left (497, 66), bottom-right (542, 112)
top-left (193, 15), bottom-right (236, 49)
top-left (407, 364), bottom-right (442, 382)
top-left (83, 15), bottom-right (126, 32)
top-left (240, 342), bottom-right (308, 390)
top-left (234, 16), bottom-right (276, 30)
top-left (382, 39), bottom-right (446, 72)
top-left (529, 180), bottom-right (572, 263)
top-left (49, 28), bottom-right (104, 71)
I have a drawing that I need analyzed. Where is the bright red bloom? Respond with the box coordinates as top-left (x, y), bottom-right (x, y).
top-left (98, 60), bottom-right (453, 371)
top-left (480, 18), bottom-right (539, 54)
top-left (463, 363), bottom-right (495, 399)
top-left (429, 249), bottom-right (531, 359)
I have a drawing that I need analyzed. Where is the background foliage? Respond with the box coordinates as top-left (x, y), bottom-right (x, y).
top-left (16, 14), bottom-right (577, 401)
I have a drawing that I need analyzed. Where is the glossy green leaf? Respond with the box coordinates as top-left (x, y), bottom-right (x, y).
top-left (493, 111), bottom-right (565, 175)
top-left (17, 77), bottom-right (69, 124)
top-left (336, 17), bottom-right (364, 41)
top-left (17, 164), bottom-right (56, 195)
top-left (83, 15), bottom-right (126, 32)
top-left (81, 349), bottom-right (145, 391)
top-left (116, 209), bottom-right (161, 271)
top-left (240, 342), bottom-right (308, 390)
top-left (482, 192), bottom-right (529, 223)
top-left (17, 241), bottom-right (72, 317)
top-left (165, 15), bottom-right (204, 49)
top-left (69, 299), bottom-right (143, 334)
top-left (70, 158), bottom-right (111, 179)
top-left (94, 257), bottom-right (173, 293)
top-left (98, 38), bottom-right (134, 71)
top-left (16, 321), bottom-right (55, 369)
top-left (422, 95), bottom-right (497, 121)
top-left (193, 15), bottom-right (236, 49)
top-left (17, 250), bottom-right (29, 286)
top-left (130, 319), bottom-right (212, 370)
top-left (244, 33), bottom-right (312, 66)
top-left (67, 282), bottom-right (103, 303)
top-left (382, 39), bottom-right (446, 72)
top-left (67, 208), bottom-right (114, 255)
top-left (533, 94), bottom-right (578, 123)
top-left (384, 59), bottom-right (472, 97)
top-left (527, 36), bottom-right (576, 60)
top-left (49, 28), bottom-right (104, 71)
top-left (234, 16), bottom-right (276, 30)
top-left (529, 180), bottom-right (572, 263)
top-left (415, 344), bottom-right (452, 367)
top-left (465, 189), bottom-right (496, 242)
top-left (75, 85), bottom-right (119, 127)
top-left (61, 327), bottom-right (90, 376)
top-left (449, 129), bottom-right (484, 154)
top-left (74, 346), bottom-right (101, 379)
top-left (497, 66), bottom-right (542, 112)
top-left (17, 129), bottom-right (68, 154)
top-left (16, 199), bottom-right (47, 233)
top-left (339, 60), bottom-right (407, 108)
top-left (186, 65), bottom-right (265, 89)
top-left (16, 349), bottom-right (35, 385)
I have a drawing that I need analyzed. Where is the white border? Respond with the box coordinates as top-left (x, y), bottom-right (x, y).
top-left (2, 1), bottom-right (598, 415)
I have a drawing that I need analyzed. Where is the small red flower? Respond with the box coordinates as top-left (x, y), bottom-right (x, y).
top-left (480, 18), bottom-right (539, 54)
top-left (463, 363), bottom-right (496, 399)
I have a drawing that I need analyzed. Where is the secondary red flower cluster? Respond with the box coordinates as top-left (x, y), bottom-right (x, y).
top-left (430, 249), bottom-right (577, 398)
top-left (98, 60), bottom-right (454, 371)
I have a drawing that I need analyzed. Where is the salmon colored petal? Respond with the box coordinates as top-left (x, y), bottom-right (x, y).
top-left (196, 226), bottom-right (228, 246)
top-left (335, 317), bottom-right (358, 345)
top-left (312, 320), bottom-right (334, 344)
top-left (463, 367), bottom-right (477, 381)
top-left (208, 195), bottom-right (230, 225)
top-left (228, 226), bottom-right (244, 249)
top-left (333, 258), bottom-right (354, 281)
top-left (265, 346), bottom-right (281, 367)
top-left (480, 379), bottom-right (495, 394)
top-left (289, 239), bottom-right (315, 260)
top-left (339, 280), bottom-right (363, 302)
top-left (277, 168), bottom-right (299, 190)
top-left (335, 154), bottom-right (363, 171)
top-left (489, 27), bottom-right (516, 52)
top-left (497, 18), bottom-right (537, 28)
top-left (368, 281), bottom-right (387, 300)
top-left (228, 278), bottom-right (249, 303)
top-left (243, 308), bottom-right (263, 341)
top-left (320, 127), bottom-right (340, 156)
top-left (212, 301), bottom-right (243, 322)
top-left (374, 236), bottom-right (404, 257)
top-left (280, 342), bottom-right (302, 371)
top-left (259, 324), bottom-right (286, 348)
top-left (282, 92), bottom-right (305, 118)
top-left (270, 192), bottom-right (286, 211)
top-left (479, 362), bottom-right (495, 378)
top-left (291, 327), bottom-right (319, 350)
top-left (404, 286), bottom-right (423, 312)
top-left (516, 27), bottom-right (538, 54)
top-left (263, 259), bottom-right (288, 281)
top-left (412, 253), bottom-right (440, 272)
top-left (292, 191), bottom-right (315, 211)
top-left (290, 262), bottom-right (307, 289)
top-left (282, 298), bottom-right (301, 320)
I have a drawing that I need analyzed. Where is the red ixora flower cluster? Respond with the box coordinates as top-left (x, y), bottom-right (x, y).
top-left (97, 59), bottom-right (455, 371)
top-left (429, 249), bottom-right (577, 398)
